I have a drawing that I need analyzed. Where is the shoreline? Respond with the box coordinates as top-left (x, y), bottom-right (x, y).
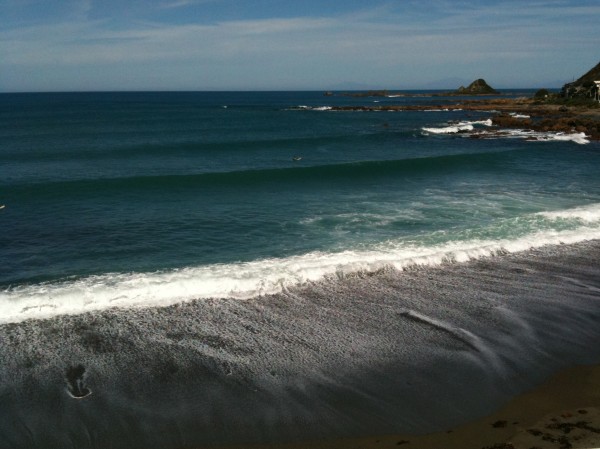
top-left (201, 364), bottom-right (600, 449)
top-left (2, 240), bottom-right (600, 449)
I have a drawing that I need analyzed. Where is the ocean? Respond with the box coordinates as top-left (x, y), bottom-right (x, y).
top-left (1, 91), bottom-right (600, 448)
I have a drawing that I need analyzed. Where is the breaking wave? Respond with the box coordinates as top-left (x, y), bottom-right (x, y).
top-left (422, 119), bottom-right (492, 134)
top-left (421, 118), bottom-right (589, 144)
top-left (290, 105), bottom-right (333, 111)
top-left (2, 203), bottom-right (600, 324)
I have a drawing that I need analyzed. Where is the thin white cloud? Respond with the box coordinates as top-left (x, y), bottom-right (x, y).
top-left (73, 0), bottom-right (93, 20)
top-left (158, 0), bottom-right (219, 10)
top-left (0, 9), bottom-right (591, 64)
top-left (1, 2), bottom-right (597, 91)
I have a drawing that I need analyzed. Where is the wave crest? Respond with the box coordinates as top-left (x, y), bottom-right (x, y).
top-left (3, 203), bottom-right (600, 324)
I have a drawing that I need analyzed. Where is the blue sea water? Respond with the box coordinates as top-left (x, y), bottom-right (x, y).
top-left (1, 90), bottom-right (600, 321)
top-left (2, 91), bottom-right (600, 449)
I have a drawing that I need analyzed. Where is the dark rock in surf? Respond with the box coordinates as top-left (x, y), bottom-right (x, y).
top-left (66, 364), bottom-right (92, 398)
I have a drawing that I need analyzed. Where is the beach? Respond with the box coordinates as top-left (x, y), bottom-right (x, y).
top-left (202, 364), bottom-right (600, 449)
top-left (1, 91), bottom-right (600, 449)
top-left (3, 0), bottom-right (600, 444)
top-left (2, 240), bottom-right (600, 449)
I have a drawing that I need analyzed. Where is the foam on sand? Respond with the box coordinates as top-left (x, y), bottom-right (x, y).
top-left (2, 240), bottom-right (600, 449)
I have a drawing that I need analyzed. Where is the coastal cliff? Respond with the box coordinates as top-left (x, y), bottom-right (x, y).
top-left (561, 61), bottom-right (600, 99)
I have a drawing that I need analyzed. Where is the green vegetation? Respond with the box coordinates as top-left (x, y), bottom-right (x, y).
top-left (533, 92), bottom-right (599, 108)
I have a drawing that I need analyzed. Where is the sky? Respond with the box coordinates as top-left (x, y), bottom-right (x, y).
top-left (0, 0), bottom-right (598, 92)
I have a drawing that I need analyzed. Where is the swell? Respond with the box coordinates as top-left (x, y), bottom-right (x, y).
top-left (6, 149), bottom-right (522, 196)
top-left (2, 134), bottom-right (360, 162)
top-left (1, 129), bottom-right (408, 163)
top-left (3, 219), bottom-right (600, 324)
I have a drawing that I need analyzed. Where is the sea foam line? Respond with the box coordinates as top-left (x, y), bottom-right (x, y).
top-left (502, 130), bottom-right (590, 144)
top-left (2, 206), bottom-right (600, 324)
top-left (422, 121), bottom-right (590, 144)
top-left (537, 203), bottom-right (600, 222)
top-left (291, 105), bottom-right (332, 111)
top-left (422, 119), bottom-right (492, 134)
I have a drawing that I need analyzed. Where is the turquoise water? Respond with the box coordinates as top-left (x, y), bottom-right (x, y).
top-left (1, 91), bottom-right (600, 321)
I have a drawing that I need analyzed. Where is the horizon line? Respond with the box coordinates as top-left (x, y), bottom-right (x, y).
top-left (0, 87), bottom-right (561, 95)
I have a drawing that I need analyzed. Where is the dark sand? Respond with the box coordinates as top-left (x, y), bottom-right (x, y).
top-left (2, 241), bottom-right (600, 449)
top-left (200, 364), bottom-right (600, 449)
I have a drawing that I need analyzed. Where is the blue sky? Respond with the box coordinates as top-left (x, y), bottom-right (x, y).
top-left (1, 0), bottom-right (598, 91)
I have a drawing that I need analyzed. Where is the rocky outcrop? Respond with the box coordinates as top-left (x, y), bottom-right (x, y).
top-left (536, 116), bottom-right (600, 140)
top-left (561, 61), bottom-right (600, 99)
top-left (492, 113), bottom-right (533, 128)
top-left (455, 79), bottom-right (499, 95)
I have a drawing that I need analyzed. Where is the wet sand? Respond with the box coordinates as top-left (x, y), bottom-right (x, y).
top-left (2, 241), bottom-right (600, 449)
top-left (201, 364), bottom-right (600, 449)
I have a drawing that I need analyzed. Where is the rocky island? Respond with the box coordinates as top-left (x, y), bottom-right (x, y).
top-left (328, 78), bottom-right (501, 98)
top-left (452, 78), bottom-right (499, 95)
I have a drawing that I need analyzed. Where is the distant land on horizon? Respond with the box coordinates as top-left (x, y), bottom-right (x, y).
top-left (1, 85), bottom-right (564, 95)
top-left (0, 77), bottom-right (570, 94)
top-left (326, 77), bottom-right (565, 92)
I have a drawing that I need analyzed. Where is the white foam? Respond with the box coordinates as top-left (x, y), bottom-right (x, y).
top-left (549, 132), bottom-right (590, 144)
top-left (428, 123), bottom-right (590, 144)
top-left (423, 108), bottom-right (464, 112)
top-left (470, 119), bottom-right (493, 126)
top-left (2, 204), bottom-right (600, 324)
top-left (422, 119), bottom-right (492, 134)
top-left (503, 130), bottom-right (590, 145)
top-left (293, 105), bottom-right (332, 111)
top-left (422, 124), bottom-right (474, 134)
top-left (537, 203), bottom-right (600, 222)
